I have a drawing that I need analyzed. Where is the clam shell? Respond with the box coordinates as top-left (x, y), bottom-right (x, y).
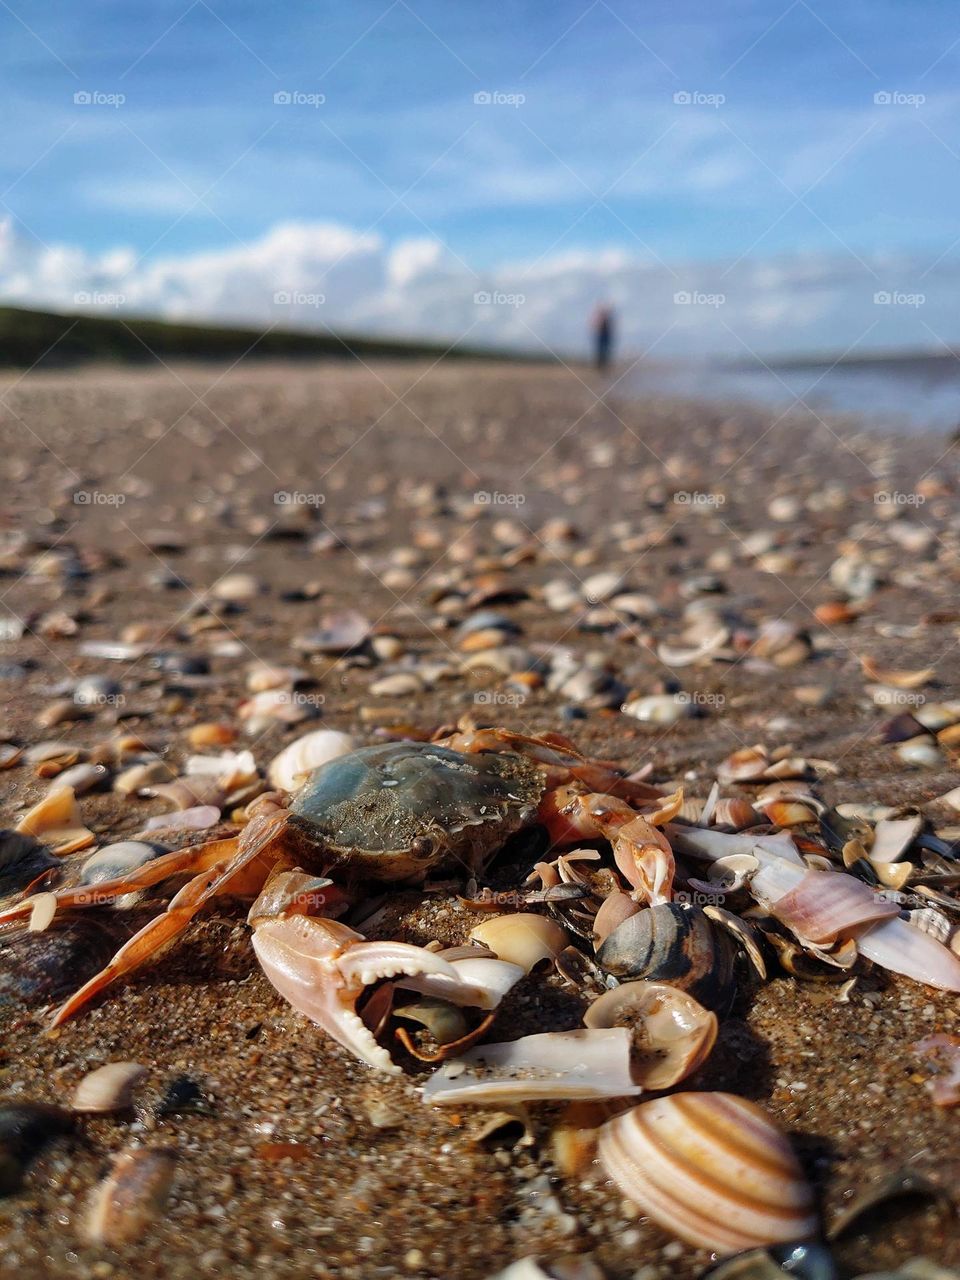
top-left (598, 1092), bottom-right (817, 1255)
top-left (72, 1062), bottom-right (147, 1113)
top-left (84, 1147), bottom-right (177, 1245)
top-left (15, 786), bottom-right (95, 855)
top-left (469, 914), bottom-right (569, 973)
top-left (268, 729), bottom-right (356, 792)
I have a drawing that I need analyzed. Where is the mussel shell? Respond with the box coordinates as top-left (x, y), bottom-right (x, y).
top-left (0, 830), bottom-right (59, 897)
top-left (0, 915), bottom-right (128, 1007)
top-left (0, 1102), bottom-right (75, 1195)
top-left (597, 903), bottom-right (737, 1015)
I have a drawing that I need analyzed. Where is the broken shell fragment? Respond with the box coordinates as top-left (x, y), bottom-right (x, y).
top-left (83, 1147), bottom-right (177, 1245)
top-left (598, 1092), bottom-right (817, 1255)
top-left (583, 981), bottom-right (717, 1090)
top-left (469, 914), bottom-right (569, 973)
top-left (423, 1027), bottom-right (644, 1105)
top-left (72, 1062), bottom-right (147, 1114)
top-left (15, 786), bottom-right (95, 855)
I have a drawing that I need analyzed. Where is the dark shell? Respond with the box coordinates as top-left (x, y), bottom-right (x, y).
top-left (596, 902), bottom-right (737, 1015)
top-left (0, 1102), bottom-right (75, 1196)
top-left (0, 915), bottom-right (128, 1008)
top-left (289, 741), bottom-right (544, 881)
top-left (0, 831), bottom-right (59, 897)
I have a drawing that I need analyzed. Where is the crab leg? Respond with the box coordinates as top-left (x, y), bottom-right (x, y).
top-left (45, 813), bottom-right (310, 1025)
top-left (437, 727), bottom-right (663, 801)
top-left (50, 853), bottom-right (242, 1025)
top-left (0, 837), bottom-right (241, 929)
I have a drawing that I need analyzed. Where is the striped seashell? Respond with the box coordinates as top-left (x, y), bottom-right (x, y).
top-left (598, 1092), bottom-right (817, 1256)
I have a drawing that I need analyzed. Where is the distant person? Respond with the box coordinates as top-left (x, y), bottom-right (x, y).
top-left (591, 303), bottom-right (615, 370)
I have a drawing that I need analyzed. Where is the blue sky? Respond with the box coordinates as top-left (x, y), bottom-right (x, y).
top-left (2, 1), bottom-right (960, 355)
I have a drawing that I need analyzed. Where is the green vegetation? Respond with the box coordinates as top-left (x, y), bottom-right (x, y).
top-left (0, 305), bottom-right (540, 368)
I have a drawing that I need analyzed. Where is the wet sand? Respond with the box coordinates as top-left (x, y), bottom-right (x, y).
top-left (1, 359), bottom-right (959, 1279)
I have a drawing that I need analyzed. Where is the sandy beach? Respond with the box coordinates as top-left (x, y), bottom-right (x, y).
top-left (1, 358), bottom-right (959, 1279)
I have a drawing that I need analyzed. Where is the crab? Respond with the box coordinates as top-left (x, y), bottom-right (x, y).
top-left (0, 729), bottom-right (676, 1073)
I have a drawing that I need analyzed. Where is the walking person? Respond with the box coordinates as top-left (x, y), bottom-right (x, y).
top-left (591, 303), bottom-right (615, 370)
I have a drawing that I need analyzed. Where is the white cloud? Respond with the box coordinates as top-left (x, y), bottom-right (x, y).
top-left (0, 215), bottom-right (955, 359)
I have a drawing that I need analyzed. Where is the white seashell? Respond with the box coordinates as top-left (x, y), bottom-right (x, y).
top-left (856, 914), bottom-right (960, 992)
top-left (140, 805), bottom-right (219, 833)
top-left (369, 672), bottom-right (423, 696)
top-left (896, 738), bottom-right (942, 769)
top-left (583, 982), bottom-right (717, 1090)
top-left (73, 1062), bottom-right (147, 1113)
top-left (185, 749), bottom-right (257, 781)
top-left (908, 907), bottom-right (953, 946)
top-left (469, 914), bottom-right (569, 973)
top-left (423, 1028), bottom-right (643, 1105)
top-left (621, 694), bottom-right (692, 725)
top-left (80, 841), bottom-right (160, 886)
top-left (83, 1147), bottom-right (177, 1245)
top-left (870, 813), bottom-right (922, 863)
top-left (487, 1259), bottom-right (605, 1280)
top-left (397, 957), bottom-right (525, 1011)
top-left (53, 763), bottom-right (109, 795)
top-left (582, 571), bottom-right (624, 603)
top-left (268, 729), bottom-right (356, 792)
top-left (598, 1092), bottom-right (817, 1255)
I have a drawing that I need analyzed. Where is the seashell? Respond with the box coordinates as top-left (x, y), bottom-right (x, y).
top-left (593, 890), bottom-right (640, 944)
top-left (861, 657), bottom-right (935, 688)
top-left (150, 777), bottom-right (227, 811)
top-left (74, 675), bottom-right (123, 707)
top-left (15, 786), bottom-right (95, 855)
top-left (297, 609), bottom-right (370, 654)
top-left (897, 737), bottom-right (943, 768)
top-left (550, 1100), bottom-right (619, 1176)
top-left (0, 743), bottom-right (22, 769)
top-left (598, 1092), bottom-right (817, 1255)
top-left (370, 672), bottom-right (423, 696)
top-left (246, 663), bottom-right (306, 693)
top-left (53, 762), bottom-right (109, 795)
top-left (907, 907), bottom-right (953, 945)
top-left (268, 729), bottom-right (356, 792)
top-left (139, 805), bottom-right (220, 834)
top-left (701, 1242), bottom-right (838, 1279)
top-left (72, 1062), bottom-right (147, 1113)
top-left (869, 812), bottom-right (922, 863)
top-left (187, 722), bottom-right (237, 748)
top-left (397, 956), bottom-right (525, 1011)
top-left (0, 830), bottom-right (59, 896)
top-left (422, 1027), bottom-right (644, 1106)
top-left (80, 841), bottom-right (163, 886)
top-left (597, 903), bottom-right (737, 1015)
top-left (759, 800), bottom-right (817, 827)
top-left (394, 998), bottom-right (470, 1046)
top-left (240, 688), bottom-right (316, 731)
top-left (488, 1258), bottom-right (606, 1280)
top-left (114, 759), bottom-right (176, 795)
top-left (656, 627), bottom-right (729, 668)
top-left (717, 746), bottom-right (770, 783)
top-left (0, 1102), bottom-right (76, 1196)
top-left (84, 1147), bottom-right (177, 1245)
top-left (582, 571), bottom-right (624, 602)
top-left (38, 698), bottom-right (88, 728)
top-left (469, 914), bottom-right (569, 973)
top-left (712, 798), bottom-right (758, 830)
top-left (0, 915), bottom-right (126, 1007)
top-left (583, 981), bottom-right (717, 1090)
top-left (211, 572), bottom-right (260, 602)
top-left (621, 694), bottom-right (692, 725)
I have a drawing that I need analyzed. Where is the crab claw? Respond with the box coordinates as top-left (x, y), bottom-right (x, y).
top-left (250, 914), bottom-right (463, 1074)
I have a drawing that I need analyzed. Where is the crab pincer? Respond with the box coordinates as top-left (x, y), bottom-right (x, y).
top-left (248, 872), bottom-right (465, 1073)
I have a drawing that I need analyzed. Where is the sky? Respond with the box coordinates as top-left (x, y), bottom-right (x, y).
top-left (1, 0), bottom-right (960, 358)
